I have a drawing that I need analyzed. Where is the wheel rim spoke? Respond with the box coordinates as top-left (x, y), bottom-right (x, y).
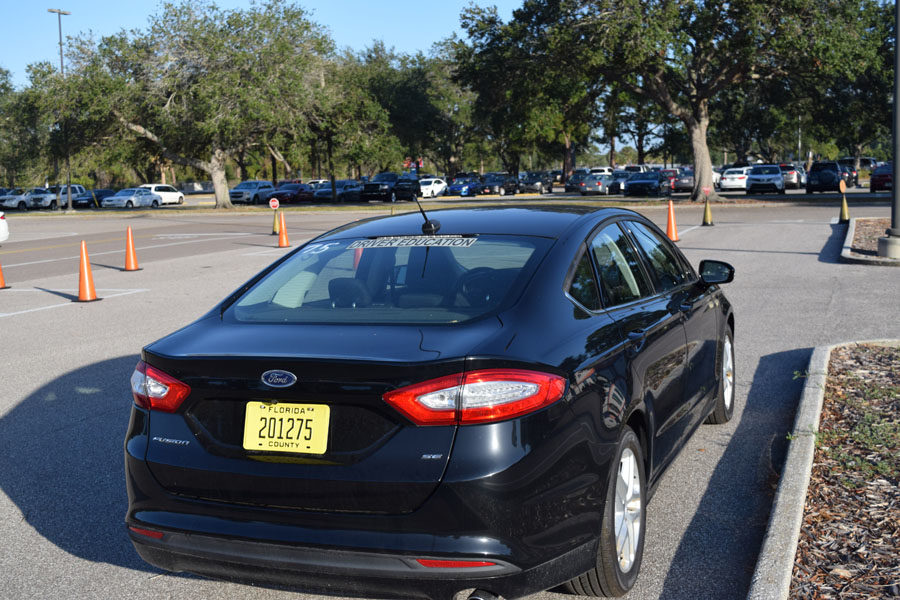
top-left (614, 448), bottom-right (642, 573)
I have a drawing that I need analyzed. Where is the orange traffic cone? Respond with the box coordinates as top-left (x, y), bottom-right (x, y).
top-left (76, 240), bottom-right (99, 302)
top-left (666, 199), bottom-right (680, 242)
top-left (124, 226), bottom-right (141, 271)
top-left (0, 262), bottom-right (9, 289)
top-left (278, 212), bottom-right (290, 248)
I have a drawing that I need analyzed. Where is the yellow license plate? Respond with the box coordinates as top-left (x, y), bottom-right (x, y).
top-left (242, 402), bottom-right (330, 455)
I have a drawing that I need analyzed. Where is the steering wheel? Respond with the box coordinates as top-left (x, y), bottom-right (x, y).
top-left (458, 267), bottom-right (497, 306)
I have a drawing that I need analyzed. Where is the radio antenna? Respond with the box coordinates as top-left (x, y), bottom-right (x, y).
top-left (414, 195), bottom-right (440, 235)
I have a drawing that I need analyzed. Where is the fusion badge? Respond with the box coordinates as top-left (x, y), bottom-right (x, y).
top-left (261, 370), bottom-right (298, 388)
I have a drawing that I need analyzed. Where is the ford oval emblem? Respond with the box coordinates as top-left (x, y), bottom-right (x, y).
top-left (261, 370), bottom-right (297, 388)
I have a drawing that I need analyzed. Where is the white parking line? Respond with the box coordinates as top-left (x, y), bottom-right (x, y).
top-left (0, 288), bottom-right (149, 318)
top-left (153, 233), bottom-right (253, 239)
top-left (679, 225), bottom-right (699, 236)
top-left (3, 231), bottom-right (80, 242)
top-left (2, 233), bottom-right (265, 268)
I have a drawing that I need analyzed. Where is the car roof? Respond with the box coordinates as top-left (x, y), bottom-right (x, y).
top-left (320, 206), bottom-right (637, 240)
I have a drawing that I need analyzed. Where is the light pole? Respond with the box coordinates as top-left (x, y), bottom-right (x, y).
top-left (48, 8), bottom-right (74, 214)
top-left (881, 0), bottom-right (900, 257)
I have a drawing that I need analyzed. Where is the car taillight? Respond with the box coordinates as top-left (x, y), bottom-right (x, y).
top-left (383, 369), bottom-right (566, 426)
top-left (738, 176), bottom-right (746, 180)
top-left (130, 360), bottom-right (191, 412)
top-left (416, 559), bottom-right (497, 568)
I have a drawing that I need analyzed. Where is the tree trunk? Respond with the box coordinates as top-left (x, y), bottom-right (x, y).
top-left (608, 136), bottom-right (617, 169)
top-left (210, 149), bottom-right (233, 209)
top-left (686, 113), bottom-right (718, 201)
top-left (562, 133), bottom-right (574, 183)
top-left (326, 135), bottom-right (336, 203)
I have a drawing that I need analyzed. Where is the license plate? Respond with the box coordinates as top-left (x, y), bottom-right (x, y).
top-left (242, 402), bottom-right (330, 455)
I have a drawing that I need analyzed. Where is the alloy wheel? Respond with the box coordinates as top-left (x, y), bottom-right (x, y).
top-left (615, 447), bottom-right (642, 573)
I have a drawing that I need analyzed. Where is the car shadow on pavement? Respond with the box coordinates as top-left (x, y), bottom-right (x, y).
top-left (0, 355), bottom-right (178, 574)
top-left (656, 347), bottom-right (812, 599)
top-left (818, 224), bottom-right (847, 264)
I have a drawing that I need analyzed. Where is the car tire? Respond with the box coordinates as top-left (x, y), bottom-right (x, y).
top-left (410, 192), bottom-right (417, 203)
top-left (50, 200), bottom-right (58, 210)
top-left (252, 195), bottom-right (259, 205)
top-left (17, 201), bottom-right (26, 211)
top-left (565, 426), bottom-right (646, 597)
top-left (390, 192), bottom-right (397, 203)
top-left (152, 199), bottom-right (159, 208)
top-left (126, 200), bottom-right (133, 208)
top-left (498, 187), bottom-right (506, 196)
top-left (705, 329), bottom-right (735, 424)
top-left (178, 196), bottom-right (184, 205)
top-left (779, 187), bottom-right (786, 195)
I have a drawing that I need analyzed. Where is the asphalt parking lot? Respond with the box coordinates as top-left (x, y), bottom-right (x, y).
top-left (0, 200), bottom-right (897, 600)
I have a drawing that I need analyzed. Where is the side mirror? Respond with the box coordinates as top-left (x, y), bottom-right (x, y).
top-left (699, 260), bottom-right (735, 285)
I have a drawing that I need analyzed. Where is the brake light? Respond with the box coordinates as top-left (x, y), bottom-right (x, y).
top-left (383, 369), bottom-right (566, 426)
top-left (129, 526), bottom-right (164, 539)
top-left (130, 360), bottom-right (191, 412)
top-left (738, 176), bottom-right (746, 180)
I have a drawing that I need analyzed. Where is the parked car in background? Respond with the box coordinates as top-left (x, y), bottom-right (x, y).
top-left (550, 169), bottom-right (563, 183)
top-left (806, 161), bottom-right (843, 193)
top-left (102, 187), bottom-right (162, 208)
top-left (0, 188), bottom-right (30, 210)
top-left (265, 183), bottom-right (314, 204)
top-left (607, 170), bottom-right (632, 194)
top-left (589, 166), bottom-right (613, 176)
top-left (230, 180), bottom-right (276, 204)
top-left (840, 164), bottom-right (858, 188)
top-left (140, 184), bottom-right (185, 205)
top-left (779, 164), bottom-right (805, 189)
top-left (73, 189), bottom-right (116, 208)
top-left (393, 175), bottom-right (422, 201)
top-left (839, 157), bottom-right (879, 172)
top-left (578, 173), bottom-right (612, 195)
top-left (719, 167), bottom-right (751, 191)
top-left (672, 169), bottom-right (694, 193)
top-left (419, 178), bottom-right (447, 198)
top-left (26, 187), bottom-right (64, 210)
top-left (869, 163), bottom-right (892, 192)
top-left (361, 172), bottom-right (407, 202)
top-left (623, 164), bottom-right (648, 173)
top-left (711, 168), bottom-right (722, 188)
top-left (446, 176), bottom-right (480, 196)
top-left (518, 171), bottom-right (553, 194)
top-left (659, 169), bottom-right (679, 190)
top-left (124, 205), bottom-right (735, 600)
top-left (306, 179), bottom-right (328, 188)
top-left (0, 211), bottom-right (8, 243)
top-left (479, 173), bottom-right (518, 196)
top-left (624, 171), bottom-right (670, 197)
top-left (48, 184), bottom-right (87, 206)
top-left (564, 171), bottom-right (590, 193)
top-left (746, 165), bottom-right (786, 194)
top-left (313, 180), bottom-right (362, 203)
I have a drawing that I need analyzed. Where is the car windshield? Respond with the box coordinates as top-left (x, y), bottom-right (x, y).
top-left (234, 181), bottom-right (258, 189)
top-left (452, 178), bottom-right (473, 184)
top-left (630, 172), bottom-right (656, 181)
top-left (484, 174), bottom-right (505, 183)
top-left (811, 163), bottom-right (837, 172)
top-left (874, 165), bottom-right (892, 173)
top-left (750, 166), bottom-right (780, 175)
top-left (613, 172), bottom-right (630, 180)
top-left (724, 169), bottom-right (744, 176)
top-left (227, 235), bottom-right (551, 325)
top-left (278, 184), bottom-right (301, 190)
top-left (372, 173), bottom-right (399, 183)
top-left (420, 180), bottom-right (434, 185)
top-left (115, 189), bottom-right (138, 196)
top-left (8, 188), bottom-right (25, 195)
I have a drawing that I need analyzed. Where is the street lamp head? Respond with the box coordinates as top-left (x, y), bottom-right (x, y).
top-left (47, 8), bottom-right (71, 15)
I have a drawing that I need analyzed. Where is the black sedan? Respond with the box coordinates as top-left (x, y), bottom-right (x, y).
top-left (125, 206), bottom-right (735, 600)
top-left (73, 188), bottom-right (115, 208)
top-left (265, 183), bottom-right (315, 204)
top-left (479, 173), bottom-right (518, 196)
top-left (624, 171), bottom-right (672, 197)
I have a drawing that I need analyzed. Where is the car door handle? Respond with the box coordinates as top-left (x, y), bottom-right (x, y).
top-left (626, 329), bottom-right (646, 355)
top-left (627, 330), bottom-right (646, 341)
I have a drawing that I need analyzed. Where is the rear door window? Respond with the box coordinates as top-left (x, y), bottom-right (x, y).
top-left (589, 223), bottom-right (652, 307)
top-left (567, 250), bottom-right (601, 311)
top-left (622, 221), bottom-right (691, 293)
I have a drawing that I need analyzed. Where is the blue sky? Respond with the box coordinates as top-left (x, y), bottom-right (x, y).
top-left (2, 1), bottom-right (521, 89)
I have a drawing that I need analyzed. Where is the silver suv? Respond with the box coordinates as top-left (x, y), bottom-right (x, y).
top-left (229, 180), bottom-right (275, 204)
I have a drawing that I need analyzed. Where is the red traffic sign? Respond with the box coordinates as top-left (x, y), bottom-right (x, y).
top-left (702, 186), bottom-right (711, 196)
top-left (269, 198), bottom-right (279, 210)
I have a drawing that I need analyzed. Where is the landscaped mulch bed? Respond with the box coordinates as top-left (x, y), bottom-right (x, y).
top-left (850, 218), bottom-right (891, 257)
top-left (790, 343), bottom-right (900, 599)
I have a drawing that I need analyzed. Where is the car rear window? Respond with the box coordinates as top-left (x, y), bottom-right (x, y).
top-left (750, 166), bottom-right (780, 175)
top-left (226, 235), bottom-right (551, 325)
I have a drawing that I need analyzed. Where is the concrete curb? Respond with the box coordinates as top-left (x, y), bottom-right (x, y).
top-left (747, 340), bottom-right (900, 599)
top-left (747, 345), bottom-right (831, 600)
top-left (840, 217), bottom-right (900, 266)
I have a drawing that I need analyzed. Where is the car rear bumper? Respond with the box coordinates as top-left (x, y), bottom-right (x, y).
top-left (129, 526), bottom-right (594, 600)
